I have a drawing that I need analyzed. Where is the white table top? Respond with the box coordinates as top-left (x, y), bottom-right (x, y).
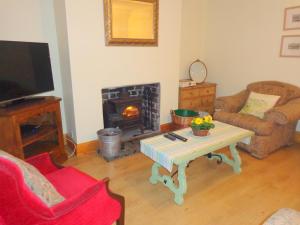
top-left (141, 121), bottom-right (254, 172)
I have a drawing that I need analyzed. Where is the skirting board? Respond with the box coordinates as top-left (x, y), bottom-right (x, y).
top-left (295, 131), bottom-right (300, 143)
top-left (71, 129), bottom-right (300, 155)
top-left (77, 140), bottom-right (99, 154)
top-left (73, 124), bottom-right (172, 155)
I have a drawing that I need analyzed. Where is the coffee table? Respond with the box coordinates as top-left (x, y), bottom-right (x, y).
top-left (141, 121), bottom-right (254, 205)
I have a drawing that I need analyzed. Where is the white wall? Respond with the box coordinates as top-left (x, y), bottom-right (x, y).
top-left (200, 0), bottom-right (300, 95)
top-left (53, 0), bottom-right (77, 140)
top-left (0, 0), bottom-right (67, 131)
top-left (199, 0), bottom-right (300, 130)
top-left (180, 0), bottom-right (206, 79)
top-left (63, 0), bottom-right (183, 143)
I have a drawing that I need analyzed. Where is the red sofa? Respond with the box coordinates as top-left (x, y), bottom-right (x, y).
top-left (0, 152), bottom-right (124, 225)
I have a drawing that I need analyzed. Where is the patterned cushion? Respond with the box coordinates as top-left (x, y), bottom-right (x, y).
top-left (0, 150), bottom-right (65, 207)
top-left (263, 208), bottom-right (300, 225)
top-left (239, 92), bottom-right (280, 119)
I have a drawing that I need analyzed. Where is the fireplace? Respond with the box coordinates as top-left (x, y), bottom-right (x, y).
top-left (103, 96), bottom-right (144, 132)
top-left (102, 83), bottom-right (160, 135)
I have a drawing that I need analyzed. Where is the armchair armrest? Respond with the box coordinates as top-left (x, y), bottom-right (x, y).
top-left (26, 153), bottom-right (61, 175)
top-left (52, 180), bottom-right (105, 217)
top-left (52, 178), bottom-right (124, 224)
top-left (215, 90), bottom-right (248, 113)
top-left (265, 98), bottom-right (300, 125)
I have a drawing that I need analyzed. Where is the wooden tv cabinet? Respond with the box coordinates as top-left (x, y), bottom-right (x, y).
top-left (0, 96), bottom-right (67, 163)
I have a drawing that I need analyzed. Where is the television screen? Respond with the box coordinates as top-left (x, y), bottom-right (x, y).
top-left (0, 40), bottom-right (54, 103)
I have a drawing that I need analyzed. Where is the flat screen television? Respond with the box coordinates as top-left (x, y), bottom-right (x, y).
top-left (0, 40), bottom-right (54, 105)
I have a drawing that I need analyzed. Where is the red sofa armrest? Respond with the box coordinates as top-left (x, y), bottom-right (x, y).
top-left (51, 180), bottom-right (105, 217)
top-left (51, 179), bottom-right (123, 224)
top-left (26, 153), bottom-right (61, 175)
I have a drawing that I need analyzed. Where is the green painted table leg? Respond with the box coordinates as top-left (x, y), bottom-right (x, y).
top-left (229, 143), bottom-right (242, 173)
top-left (149, 162), bottom-right (161, 184)
top-left (173, 162), bottom-right (187, 205)
top-left (209, 143), bottom-right (242, 174)
top-left (148, 162), bottom-right (188, 205)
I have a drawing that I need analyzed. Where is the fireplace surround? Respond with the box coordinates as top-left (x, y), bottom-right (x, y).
top-left (102, 83), bottom-right (160, 134)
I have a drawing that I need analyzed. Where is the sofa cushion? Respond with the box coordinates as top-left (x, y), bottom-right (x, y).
top-left (214, 111), bottom-right (274, 136)
top-left (0, 150), bottom-right (65, 207)
top-left (239, 92), bottom-right (280, 119)
top-left (247, 81), bottom-right (300, 105)
top-left (45, 167), bottom-right (98, 198)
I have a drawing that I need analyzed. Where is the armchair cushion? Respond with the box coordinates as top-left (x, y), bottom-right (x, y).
top-left (214, 111), bottom-right (274, 136)
top-left (0, 150), bottom-right (64, 207)
top-left (239, 92), bottom-right (280, 119)
top-left (46, 167), bottom-right (97, 198)
top-left (247, 81), bottom-right (300, 105)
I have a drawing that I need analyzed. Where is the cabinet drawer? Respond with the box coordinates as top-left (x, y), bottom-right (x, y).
top-left (179, 99), bottom-right (201, 109)
top-left (198, 87), bottom-right (215, 96)
top-left (200, 95), bottom-right (215, 106)
top-left (180, 89), bottom-right (200, 100)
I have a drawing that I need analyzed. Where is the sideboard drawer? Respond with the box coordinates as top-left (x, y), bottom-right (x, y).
top-left (179, 99), bottom-right (200, 109)
top-left (199, 87), bottom-right (216, 96)
top-left (180, 89), bottom-right (200, 100)
top-left (178, 82), bottom-right (217, 114)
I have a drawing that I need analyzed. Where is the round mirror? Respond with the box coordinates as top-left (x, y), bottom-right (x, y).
top-left (189, 59), bottom-right (207, 83)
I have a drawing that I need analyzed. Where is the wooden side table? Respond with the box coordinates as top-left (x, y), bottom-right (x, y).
top-left (178, 82), bottom-right (217, 114)
top-left (0, 97), bottom-right (67, 163)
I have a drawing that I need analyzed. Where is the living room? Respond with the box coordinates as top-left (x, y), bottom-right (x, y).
top-left (0, 0), bottom-right (300, 225)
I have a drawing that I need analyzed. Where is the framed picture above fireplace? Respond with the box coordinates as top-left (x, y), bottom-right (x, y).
top-left (103, 0), bottom-right (159, 46)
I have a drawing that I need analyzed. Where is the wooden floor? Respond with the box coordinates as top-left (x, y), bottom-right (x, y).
top-left (64, 144), bottom-right (300, 225)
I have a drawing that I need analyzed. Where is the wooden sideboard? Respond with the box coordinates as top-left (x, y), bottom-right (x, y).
top-left (0, 96), bottom-right (67, 163)
top-left (178, 82), bottom-right (217, 114)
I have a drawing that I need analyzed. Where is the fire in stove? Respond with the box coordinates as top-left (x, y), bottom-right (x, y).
top-left (122, 106), bottom-right (140, 118)
top-left (103, 96), bottom-right (144, 133)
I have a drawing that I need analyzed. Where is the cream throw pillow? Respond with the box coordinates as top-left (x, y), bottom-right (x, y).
top-left (0, 150), bottom-right (65, 207)
top-left (239, 92), bottom-right (280, 119)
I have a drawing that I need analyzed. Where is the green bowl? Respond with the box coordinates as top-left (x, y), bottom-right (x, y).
top-left (174, 109), bottom-right (198, 117)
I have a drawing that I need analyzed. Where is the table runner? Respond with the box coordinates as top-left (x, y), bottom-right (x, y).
top-left (141, 121), bottom-right (252, 172)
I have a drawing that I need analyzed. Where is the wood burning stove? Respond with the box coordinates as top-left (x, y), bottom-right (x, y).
top-left (103, 96), bottom-right (144, 133)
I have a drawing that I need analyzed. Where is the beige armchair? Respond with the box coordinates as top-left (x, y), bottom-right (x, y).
top-left (214, 81), bottom-right (300, 159)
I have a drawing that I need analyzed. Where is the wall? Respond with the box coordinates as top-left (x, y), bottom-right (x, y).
top-left (180, 0), bottom-right (206, 79)
top-left (200, 0), bottom-right (300, 95)
top-left (53, 0), bottom-right (77, 140)
top-left (199, 0), bottom-right (300, 130)
top-left (63, 0), bottom-right (183, 143)
top-left (0, 0), bottom-right (67, 130)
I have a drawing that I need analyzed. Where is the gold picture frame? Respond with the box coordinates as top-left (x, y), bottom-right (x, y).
top-left (103, 0), bottom-right (159, 46)
top-left (283, 6), bottom-right (300, 30)
top-left (280, 35), bottom-right (300, 58)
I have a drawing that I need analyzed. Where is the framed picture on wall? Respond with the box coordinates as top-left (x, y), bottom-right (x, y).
top-left (280, 35), bottom-right (300, 57)
top-left (284, 6), bottom-right (300, 30)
